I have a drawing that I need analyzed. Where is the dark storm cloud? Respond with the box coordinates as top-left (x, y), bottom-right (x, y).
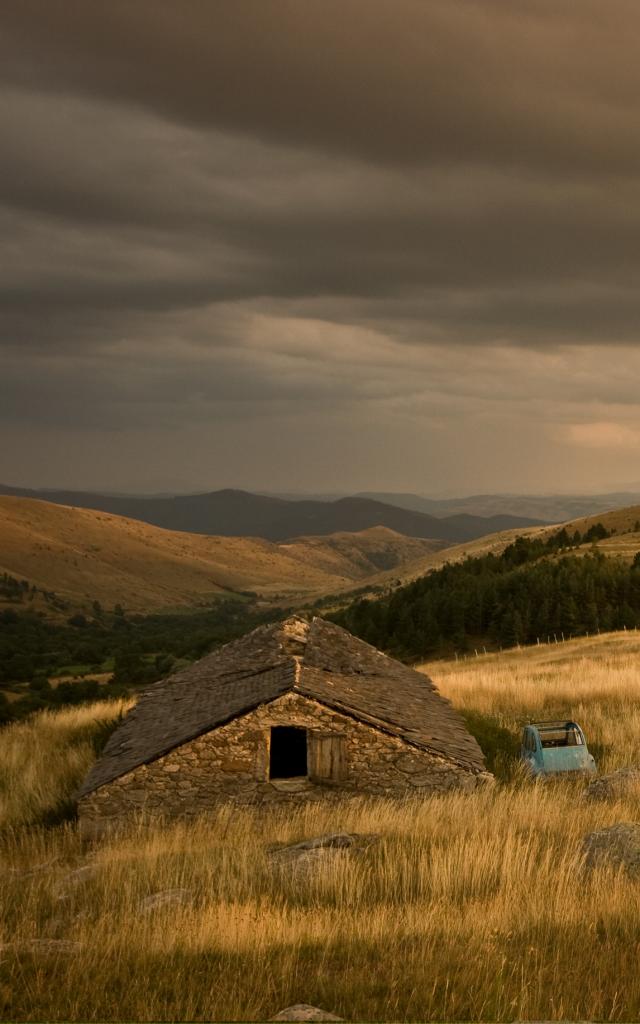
top-left (3, 9), bottom-right (640, 350)
top-left (2, 1), bottom-right (640, 492)
top-left (3, 101), bottom-right (640, 351)
top-left (3, 0), bottom-right (640, 175)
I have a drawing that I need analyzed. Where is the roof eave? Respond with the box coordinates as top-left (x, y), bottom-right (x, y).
top-left (76, 689), bottom-right (292, 800)
top-left (293, 684), bottom-right (486, 773)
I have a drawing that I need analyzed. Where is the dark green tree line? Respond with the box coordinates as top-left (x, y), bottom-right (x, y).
top-left (331, 537), bottom-right (640, 660)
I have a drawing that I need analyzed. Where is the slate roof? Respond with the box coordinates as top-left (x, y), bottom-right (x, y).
top-left (77, 616), bottom-right (485, 797)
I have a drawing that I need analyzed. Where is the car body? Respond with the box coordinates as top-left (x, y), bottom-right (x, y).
top-left (520, 720), bottom-right (597, 777)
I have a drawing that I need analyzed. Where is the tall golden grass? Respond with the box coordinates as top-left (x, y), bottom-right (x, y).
top-left (423, 630), bottom-right (640, 773)
top-left (2, 633), bottom-right (640, 1021)
top-left (0, 699), bottom-right (132, 827)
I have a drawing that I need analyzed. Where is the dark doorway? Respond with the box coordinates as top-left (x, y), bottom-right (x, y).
top-left (269, 726), bottom-right (308, 779)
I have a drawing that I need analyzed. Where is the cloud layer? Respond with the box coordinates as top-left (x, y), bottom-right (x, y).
top-left (2, 2), bottom-right (640, 493)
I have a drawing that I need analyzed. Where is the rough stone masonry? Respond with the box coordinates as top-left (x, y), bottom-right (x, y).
top-left (77, 616), bottom-right (490, 836)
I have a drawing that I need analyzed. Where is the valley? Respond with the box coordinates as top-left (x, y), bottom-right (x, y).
top-left (0, 496), bottom-right (444, 613)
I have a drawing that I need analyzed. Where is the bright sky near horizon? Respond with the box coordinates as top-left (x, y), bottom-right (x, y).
top-left (2, 1), bottom-right (640, 495)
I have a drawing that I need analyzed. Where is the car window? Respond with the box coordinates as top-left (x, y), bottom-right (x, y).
top-left (539, 727), bottom-right (584, 748)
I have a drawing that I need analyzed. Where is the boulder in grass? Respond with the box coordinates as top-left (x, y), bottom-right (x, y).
top-left (138, 888), bottom-right (193, 912)
top-left (270, 1004), bottom-right (343, 1021)
top-left (8, 859), bottom-right (59, 880)
top-left (269, 833), bottom-right (379, 859)
top-left (62, 864), bottom-right (97, 886)
top-left (582, 822), bottom-right (640, 877)
top-left (585, 767), bottom-right (640, 802)
top-left (55, 863), bottom-right (99, 898)
top-left (268, 833), bottom-right (379, 878)
top-left (3, 938), bottom-right (83, 956)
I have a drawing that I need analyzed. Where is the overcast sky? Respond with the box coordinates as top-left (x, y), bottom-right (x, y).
top-left (3, 1), bottom-right (640, 496)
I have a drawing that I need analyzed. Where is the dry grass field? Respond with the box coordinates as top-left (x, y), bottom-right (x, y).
top-left (421, 629), bottom-right (640, 776)
top-left (2, 631), bottom-right (640, 1021)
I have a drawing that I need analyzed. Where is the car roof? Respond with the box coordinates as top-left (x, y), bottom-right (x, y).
top-left (529, 720), bottom-right (580, 730)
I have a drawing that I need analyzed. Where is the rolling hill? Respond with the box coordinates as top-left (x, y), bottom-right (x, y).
top-left (0, 484), bottom-right (544, 542)
top-left (546, 504), bottom-right (640, 562)
top-left (345, 504), bottom-right (640, 595)
top-left (320, 504), bottom-right (640, 616)
top-left (0, 496), bottom-right (444, 613)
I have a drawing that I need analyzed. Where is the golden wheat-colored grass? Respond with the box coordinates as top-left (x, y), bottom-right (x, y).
top-left (3, 790), bottom-right (640, 1022)
top-left (423, 630), bottom-right (640, 773)
top-left (0, 700), bottom-right (132, 827)
top-left (2, 635), bottom-right (640, 1020)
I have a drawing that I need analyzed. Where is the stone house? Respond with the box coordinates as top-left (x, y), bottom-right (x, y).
top-left (77, 616), bottom-right (489, 835)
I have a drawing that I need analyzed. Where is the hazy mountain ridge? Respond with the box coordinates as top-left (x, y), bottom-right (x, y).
top-left (0, 484), bottom-right (545, 542)
top-left (357, 491), bottom-right (640, 522)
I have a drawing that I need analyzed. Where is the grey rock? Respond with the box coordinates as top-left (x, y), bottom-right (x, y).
top-left (582, 821), bottom-right (640, 876)
top-left (8, 858), bottom-right (59, 879)
top-left (269, 833), bottom-right (379, 858)
top-left (284, 848), bottom-right (351, 874)
top-left (138, 888), bottom-right (193, 912)
top-left (394, 752), bottom-right (427, 774)
top-left (55, 864), bottom-right (98, 895)
top-left (270, 1004), bottom-right (343, 1021)
top-left (269, 833), bottom-right (379, 879)
top-left (3, 938), bottom-right (83, 955)
top-left (585, 767), bottom-right (640, 802)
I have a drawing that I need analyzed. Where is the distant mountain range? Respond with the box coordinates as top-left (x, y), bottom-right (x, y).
top-left (0, 484), bottom-right (546, 543)
top-left (355, 491), bottom-right (640, 522)
top-left (4, 491), bottom-right (637, 617)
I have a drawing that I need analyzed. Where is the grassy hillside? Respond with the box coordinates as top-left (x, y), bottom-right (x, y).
top-left (332, 512), bottom-right (640, 659)
top-left (0, 497), bottom-right (441, 613)
top-left (3, 633), bottom-right (640, 1020)
top-left (358, 523), bottom-right (548, 591)
top-left (552, 504), bottom-right (640, 562)
top-left (347, 505), bottom-right (640, 599)
top-left (281, 528), bottom-right (442, 578)
top-left (340, 504), bottom-right (640, 599)
top-left (423, 629), bottom-right (640, 775)
top-left (0, 699), bottom-right (133, 827)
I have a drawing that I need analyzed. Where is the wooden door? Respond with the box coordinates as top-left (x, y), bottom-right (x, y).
top-left (308, 732), bottom-right (347, 784)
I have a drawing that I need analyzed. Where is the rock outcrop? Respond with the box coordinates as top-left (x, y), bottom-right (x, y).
top-left (585, 766), bottom-right (640, 802)
top-left (138, 889), bottom-right (193, 912)
top-left (270, 1004), bottom-right (343, 1021)
top-left (582, 821), bottom-right (640, 876)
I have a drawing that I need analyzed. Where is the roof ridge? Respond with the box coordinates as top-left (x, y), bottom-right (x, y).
top-left (77, 614), bottom-right (486, 797)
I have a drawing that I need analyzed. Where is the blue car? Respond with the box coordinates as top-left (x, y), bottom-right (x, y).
top-left (521, 720), bottom-right (597, 777)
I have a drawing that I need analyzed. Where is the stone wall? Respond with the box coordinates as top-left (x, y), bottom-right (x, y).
top-left (78, 692), bottom-right (489, 836)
